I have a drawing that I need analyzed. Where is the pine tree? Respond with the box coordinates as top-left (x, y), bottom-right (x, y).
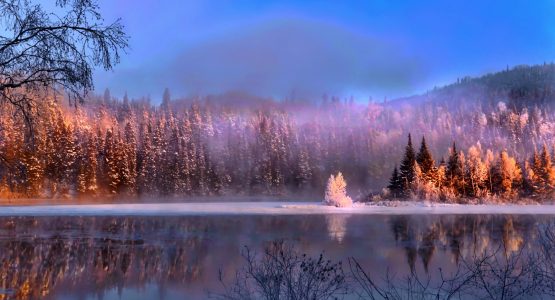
top-left (529, 149), bottom-right (542, 194)
top-left (104, 128), bottom-right (121, 195)
top-left (537, 144), bottom-right (555, 196)
top-left (387, 165), bottom-right (403, 198)
top-left (137, 120), bottom-right (156, 195)
top-left (446, 142), bottom-right (464, 194)
top-left (77, 133), bottom-right (98, 196)
top-left (295, 146), bottom-right (312, 190)
top-left (123, 122), bottom-right (137, 195)
top-left (22, 140), bottom-right (44, 197)
top-left (416, 136), bottom-right (434, 178)
top-left (161, 88), bottom-right (171, 111)
top-left (399, 133), bottom-right (416, 197)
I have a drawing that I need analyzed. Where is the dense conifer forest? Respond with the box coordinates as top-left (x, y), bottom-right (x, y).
top-left (3, 64), bottom-right (555, 201)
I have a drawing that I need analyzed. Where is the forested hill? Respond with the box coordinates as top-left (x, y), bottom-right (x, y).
top-left (393, 63), bottom-right (555, 110)
top-left (3, 64), bottom-right (555, 201)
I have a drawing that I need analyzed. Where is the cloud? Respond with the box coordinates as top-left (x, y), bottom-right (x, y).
top-left (101, 17), bottom-right (425, 100)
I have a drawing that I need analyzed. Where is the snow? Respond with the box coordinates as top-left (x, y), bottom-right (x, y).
top-left (0, 201), bottom-right (555, 216)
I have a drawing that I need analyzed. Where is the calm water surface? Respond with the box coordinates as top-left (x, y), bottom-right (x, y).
top-left (0, 214), bottom-right (550, 299)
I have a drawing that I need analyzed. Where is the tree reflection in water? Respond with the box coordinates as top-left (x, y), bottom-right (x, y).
top-left (0, 217), bottom-right (212, 299)
top-left (0, 214), bottom-right (549, 299)
top-left (220, 215), bottom-right (555, 299)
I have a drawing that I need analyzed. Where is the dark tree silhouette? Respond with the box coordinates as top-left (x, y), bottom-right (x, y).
top-left (416, 136), bottom-right (434, 177)
top-left (387, 165), bottom-right (402, 198)
top-left (0, 0), bottom-right (128, 115)
top-left (399, 133), bottom-right (416, 197)
top-left (447, 142), bottom-right (464, 193)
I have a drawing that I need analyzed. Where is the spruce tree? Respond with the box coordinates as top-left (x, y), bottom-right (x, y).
top-left (104, 128), bottom-right (121, 195)
top-left (447, 142), bottom-right (463, 185)
top-left (416, 136), bottom-right (435, 177)
top-left (387, 165), bottom-right (403, 198)
top-left (123, 122), bottom-right (137, 195)
top-left (539, 144), bottom-right (555, 195)
top-left (77, 133), bottom-right (98, 196)
top-left (399, 133), bottom-right (416, 197)
top-left (529, 149), bottom-right (542, 194)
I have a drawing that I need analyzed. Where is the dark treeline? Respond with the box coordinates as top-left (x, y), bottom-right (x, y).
top-left (3, 64), bottom-right (555, 199)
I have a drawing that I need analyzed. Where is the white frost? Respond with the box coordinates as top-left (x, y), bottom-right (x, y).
top-left (0, 202), bottom-right (554, 216)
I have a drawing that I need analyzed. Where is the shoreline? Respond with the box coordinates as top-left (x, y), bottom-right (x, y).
top-left (0, 201), bottom-right (554, 216)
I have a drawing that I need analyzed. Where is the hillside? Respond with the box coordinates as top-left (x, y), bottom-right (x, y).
top-left (393, 63), bottom-right (555, 110)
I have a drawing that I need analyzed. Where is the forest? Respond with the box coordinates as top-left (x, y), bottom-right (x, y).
top-left (2, 64), bottom-right (555, 201)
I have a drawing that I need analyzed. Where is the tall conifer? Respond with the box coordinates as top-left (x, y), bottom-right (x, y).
top-left (399, 133), bottom-right (416, 197)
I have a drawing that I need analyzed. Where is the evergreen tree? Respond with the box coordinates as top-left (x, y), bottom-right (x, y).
top-left (77, 133), bottom-right (98, 196)
top-left (123, 122), bottom-right (137, 195)
top-left (137, 121), bottom-right (156, 195)
top-left (538, 144), bottom-right (555, 196)
top-left (387, 165), bottom-right (403, 198)
top-left (22, 140), bottom-right (44, 197)
top-left (399, 133), bottom-right (416, 197)
top-left (104, 128), bottom-right (121, 195)
top-left (446, 142), bottom-right (464, 194)
top-left (295, 146), bottom-right (312, 190)
top-left (529, 149), bottom-right (542, 194)
top-left (161, 88), bottom-right (171, 111)
top-left (416, 136), bottom-right (435, 177)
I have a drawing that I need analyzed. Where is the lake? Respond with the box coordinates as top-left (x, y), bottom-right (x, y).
top-left (0, 213), bottom-right (550, 299)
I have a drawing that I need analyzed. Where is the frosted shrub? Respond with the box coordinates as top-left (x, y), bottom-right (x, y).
top-left (324, 172), bottom-right (353, 207)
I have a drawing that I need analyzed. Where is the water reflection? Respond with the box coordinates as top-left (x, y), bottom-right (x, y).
top-left (0, 214), bottom-right (546, 299)
top-left (325, 215), bottom-right (349, 243)
top-left (389, 215), bottom-right (537, 274)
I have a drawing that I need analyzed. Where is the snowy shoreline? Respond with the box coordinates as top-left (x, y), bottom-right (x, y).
top-left (0, 202), bottom-right (555, 216)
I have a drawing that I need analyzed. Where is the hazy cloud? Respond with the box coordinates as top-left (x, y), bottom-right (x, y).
top-left (100, 17), bottom-right (425, 100)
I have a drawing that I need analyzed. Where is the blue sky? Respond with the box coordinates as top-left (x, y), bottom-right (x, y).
top-left (92, 0), bottom-right (555, 102)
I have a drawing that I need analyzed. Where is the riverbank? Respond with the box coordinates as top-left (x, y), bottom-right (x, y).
top-left (0, 201), bottom-right (555, 216)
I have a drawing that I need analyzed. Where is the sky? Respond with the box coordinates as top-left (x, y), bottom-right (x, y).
top-left (90, 0), bottom-right (555, 102)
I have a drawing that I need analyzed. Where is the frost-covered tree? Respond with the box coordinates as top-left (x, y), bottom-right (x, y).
top-left (0, 0), bottom-right (128, 119)
top-left (538, 144), bottom-right (555, 195)
top-left (77, 133), bottom-right (98, 196)
top-left (465, 144), bottom-right (488, 197)
top-left (22, 139), bottom-right (44, 197)
top-left (323, 172), bottom-right (352, 207)
top-left (447, 142), bottom-right (465, 195)
top-left (122, 122), bottom-right (137, 195)
top-left (294, 146), bottom-right (312, 190)
top-left (492, 150), bottom-right (522, 198)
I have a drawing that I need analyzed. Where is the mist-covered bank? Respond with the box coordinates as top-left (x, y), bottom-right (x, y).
top-left (1, 201), bottom-right (555, 216)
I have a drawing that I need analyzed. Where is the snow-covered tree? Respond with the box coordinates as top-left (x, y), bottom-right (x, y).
top-left (77, 133), bottom-right (98, 196)
top-left (465, 144), bottom-right (488, 197)
top-left (323, 172), bottom-right (352, 207)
